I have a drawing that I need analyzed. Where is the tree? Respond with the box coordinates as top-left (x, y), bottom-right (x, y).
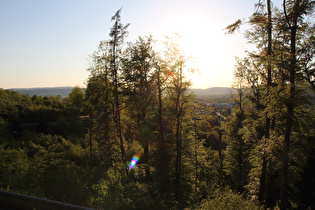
top-left (69, 86), bottom-right (85, 113)
top-left (227, 1), bottom-right (315, 208)
top-left (162, 35), bottom-right (194, 206)
top-left (122, 36), bottom-right (157, 178)
top-left (256, 0), bottom-right (273, 203)
top-left (227, 1), bottom-right (274, 202)
top-left (85, 40), bottom-right (117, 167)
top-left (155, 62), bottom-right (167, 194)
top-left (109, 8), bottom-right (130, 169)
top-left (280, 1), bottom-right (314, 209)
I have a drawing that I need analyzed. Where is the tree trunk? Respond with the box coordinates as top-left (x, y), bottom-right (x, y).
top-left (280, 1), bottom-right (298, 208)
top-left (280, 30), bottom-right (296, 210)
top-left (112, 31), bottom-right (127, 172)
top-left (218, 130), bottom-right (223, 187)
top-left (144, 127), bottom-right (150, 178)
top-left (259, 0), bottom-right (272, 203)
top-left (109, 9), bottom-right (129, 174)
top-left (175, 110), bottom-right (181, 202)
top-left (157, 66), bottom-right (166, 193)
top-left (115, 70), bottom-right (127, 172)
top-left (237, 134), bottom-right (243, 192)
top-left (89, 127), bottom-right (93, 166)
top-left (105, 77), bottom-right (113, 167)
top-left (175, 64), bottom-right (183, 203)
top-left (195, 118), bottom-right (198, 193)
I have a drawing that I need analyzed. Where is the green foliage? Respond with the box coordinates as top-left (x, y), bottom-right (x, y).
top-left (225, 1), bottom-right (315, 208)
top-left (197, 188), bottom-right (262, 210)
top-left (68, 86), bottom-right (85, 114)
top-left (0, 145), bottom-right (29, 191)
top-left (92, 168), bottom-right (156, 210)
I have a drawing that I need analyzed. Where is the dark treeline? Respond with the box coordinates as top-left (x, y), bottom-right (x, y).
top-left (1, 1), bottom-right (315, 209)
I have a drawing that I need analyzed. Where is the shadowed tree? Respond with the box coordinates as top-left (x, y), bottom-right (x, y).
top-left (85, 40), bottom-right (116, 167)
top-left (68, 86), bottom-right (85, 114)
top-left (280, 1), bottom-right (314, 209)
top-left (109, 8), bottom-right (130, 169)
top-left (227, 1), bottom-right (315, 208)
top-left (122, 36), bottom-right (157, 178)
top-left (162, 35), bottom-right (194, 206)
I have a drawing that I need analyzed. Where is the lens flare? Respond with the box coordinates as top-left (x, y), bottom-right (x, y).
top-left (167, 71), bottom-right (177, 81)
top-left (128, 154), bottom-right (140, 170)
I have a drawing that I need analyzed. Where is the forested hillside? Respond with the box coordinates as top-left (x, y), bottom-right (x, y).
top-left (10, 86), bottom-right (234, 98)
top-left (12, 87), bottom-right (74, 98)
top-left (1, 1), bottom-right (315, 209)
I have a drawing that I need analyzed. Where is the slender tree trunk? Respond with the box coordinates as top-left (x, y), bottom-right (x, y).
top-left (115, 71), bottom-right (127, 170)
top-left (259, 0), bottom-right (272, 203)
top-left (218, 130), bottom-right (223, 187)
top-left (112, 33), bottom-right (127, 172)
top-left (89, 127), bottom-right (92, 159)
top-left (195, 117), bottom-right (198, 193)
top-left (105, 76), bottom-right (113, 167)
top-left (175, 64), bottom-right (183, 203)
top-left (109, 10), bottom-right (129, 173)
top-left (237, 134), bottom-right (243, 192)
top-left (236, 89), bottom-right (244, 192)
top-left (140, 116), bottom-right (150, 179)
top-left (280, 20), bottom-right (297, 210)
top-left (157, 66), bottom-right (166, 193)
top-left (175, 111), bottom-right (182, 201)
top-left (280, 1), bottom-right (298, 208)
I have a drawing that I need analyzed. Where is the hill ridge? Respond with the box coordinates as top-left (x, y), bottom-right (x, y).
top-left (5, 86), bottom-right (234, 97)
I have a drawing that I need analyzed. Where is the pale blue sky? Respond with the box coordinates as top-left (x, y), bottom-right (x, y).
top-left (0, 0), bottom-right (282, 89)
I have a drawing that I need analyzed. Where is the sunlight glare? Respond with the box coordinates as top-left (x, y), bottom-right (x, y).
top-left (162, 11), bottom-right (231, 88)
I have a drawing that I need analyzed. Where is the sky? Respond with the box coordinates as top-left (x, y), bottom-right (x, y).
top-left (0, 0), bottom-right (282, 89)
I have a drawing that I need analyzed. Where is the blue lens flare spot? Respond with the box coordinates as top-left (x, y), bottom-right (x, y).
top-left (128, 154), bottom-right (141, 170)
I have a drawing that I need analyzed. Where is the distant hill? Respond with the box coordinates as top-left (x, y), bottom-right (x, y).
top-left (8, 86), bottom-right (235, 98)
top-left (11, 87), bottom-right (74, 98)
top-left (189, 87), bottom-right (235, 96)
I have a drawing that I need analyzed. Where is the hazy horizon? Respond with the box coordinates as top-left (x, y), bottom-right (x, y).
top-left (3, 85), bottom-right (233, 90)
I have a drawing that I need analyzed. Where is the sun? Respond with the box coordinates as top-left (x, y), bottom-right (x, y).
top-left (161, 12), bottom-right (229, 88)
